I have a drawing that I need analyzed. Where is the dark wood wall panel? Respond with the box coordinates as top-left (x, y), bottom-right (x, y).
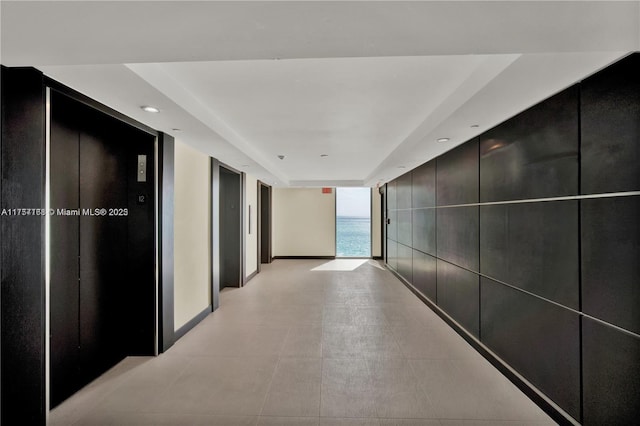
top-left (481, 277), bottom-right (581, 421)
top-left (411, 208), bottom-right (435, 256)
top-left (582, 318), bottom-right (640, 425)
top-left (582, 196), bottom-right (640, 334)
top-left (396, 171), bottom-right (412, 210)
top-left (436, 206), bottom-right (479, 272)
top-left (411, 160), bottom-right (435, 209)
top-left (412, 250), bottom-right (436, 302)
top-left (479, 87), bottom-right (579, 202)
top-left (387, 209), bottom-right (397, 242)
top-left (1, 67), bottom-right (46, 425)
top-left (396, 209), bottom-right (412, 247)
top-left (386, 180), bottom-right (397, 210)
top-left (480, 201), bottom-right (579, 308)
top-left (397, 243), bottom-right (413, 283)
top-left (436, 260), bottom-right (479, 337)
top-left (436, 138), bottom-right (478, 206)
top-left (384, 54), bottom-right (640, 424)
top-left (386, 239), bottom-right (398, 271)
top-left (581, 54), bottom-right (640, 194)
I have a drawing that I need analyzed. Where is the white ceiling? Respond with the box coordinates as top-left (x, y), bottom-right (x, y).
top-left (1, 1), bottom-right (638, 187)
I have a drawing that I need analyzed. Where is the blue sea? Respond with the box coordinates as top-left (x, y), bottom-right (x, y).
top-left (336, 216), bottom-right (371, 257)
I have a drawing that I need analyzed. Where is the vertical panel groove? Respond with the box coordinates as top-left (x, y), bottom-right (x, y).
top-left (577, 77), bottom-right (584, 425)
top-left (44, 86), bottom-right (51, 417)
top-left (77, 125), bottom-right (81, 356)
top-left (477, 136), bottom-right (481, 341)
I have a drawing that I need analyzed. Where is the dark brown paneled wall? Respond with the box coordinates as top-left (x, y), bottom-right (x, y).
top-left (1, 67), bottom-right (46, 425)
top-left (385, 53), bottom-right (640, 425)
top-left (1, 68), bottom-right (166, 425)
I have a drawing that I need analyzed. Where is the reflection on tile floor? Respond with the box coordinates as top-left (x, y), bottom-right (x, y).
top-left (49, 259), bottom-right (557, 426)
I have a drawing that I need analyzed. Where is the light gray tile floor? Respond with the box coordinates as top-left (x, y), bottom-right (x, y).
top-left (49, 259), bottom-right (557, 425)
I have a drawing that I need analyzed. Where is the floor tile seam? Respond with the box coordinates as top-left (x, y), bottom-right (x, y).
top-left (86, 359), bottom-right (150, 387)
top-left (71, 405), bottom-right (205, 424)
top-left (360, 357), bottom-right (384, 420)
top-left (204, 322), bottom-right (292, 331)
top-left (113, 361), bottom-right (192, 394)
top-left (257, 413), bottom-right (459, 424)
top-left (321, 324), bottom-right (394, 333)
top-left (414, 360), bottom-right (549, 423)
top-left (49, 391), bottom-right (107, 425)
top-left (120, 357), bottom-right (195, 416)
top-left (169, 353), bottom-right (282, 360)
top-left (319, 323), bottom-right (325, 364)
top-left (63, 412), bottom-right (87, 426)
top-left (258, 356), bottom-right (284, 416)
top-left (59, 358), bottom-right (164, 424)
top-left (432, 415), bottom-right (556, 423)
top-left (274, 325), bottom-right (294, 356)
top-left (404, 355), bottom-right (440, 417)
top-left (385, 324), bottom-right (410, 360)
top-left (317, 352), bottom-right (324, 418)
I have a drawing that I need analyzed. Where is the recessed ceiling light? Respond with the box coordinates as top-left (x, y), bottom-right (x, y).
top-left (241, 164), bottom-right (250, 167)
top-left (470, 124), bottom-right (479, 128)
top-left (320, 154), bottom-right (329, 157)
top-left (172, 128), bottom-right (181, 132)
top-left (277, 155), bottom-right (285, 160)
top-left (436, 138), bottom-right (450, 143)
top-left (141, 106), bottom-right (160, 113)
top-left (398, 166), bottom-right (406, 169)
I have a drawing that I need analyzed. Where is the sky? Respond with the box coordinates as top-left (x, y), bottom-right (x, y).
top-left (336, 187), bottom-right (371, 217)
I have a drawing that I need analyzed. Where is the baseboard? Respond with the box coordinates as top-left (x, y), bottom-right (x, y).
top-left (272, 256), bottom-right (336, 260)
top-left (372, 256), bottom-right (383, 260)
top-left (385, 265), bottom-right (578, 426)
top-left (174, 305), bottom-right (212, 341)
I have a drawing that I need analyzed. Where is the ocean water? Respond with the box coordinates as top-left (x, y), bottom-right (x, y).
top-left (336, 216), bottom-right (371, 257)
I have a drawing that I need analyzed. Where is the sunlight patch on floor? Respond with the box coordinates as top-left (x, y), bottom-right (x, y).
top-left (311, 259), bottom-right (368, 271)
top-left (367, 259), bottom-right (386, 270)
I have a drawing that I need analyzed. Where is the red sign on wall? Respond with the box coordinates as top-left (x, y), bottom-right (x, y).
top-left (322, 187), bottom-right (333, 194)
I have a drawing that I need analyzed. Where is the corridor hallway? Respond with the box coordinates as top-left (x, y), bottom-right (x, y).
top-left (50, 259), bottom-right (556, 426)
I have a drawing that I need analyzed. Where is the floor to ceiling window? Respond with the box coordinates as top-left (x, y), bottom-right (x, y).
top-left (336, 187), bottom-right (371, 257)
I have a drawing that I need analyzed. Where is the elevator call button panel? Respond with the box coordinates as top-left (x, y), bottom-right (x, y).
top-left (137, 155), bottom-right (147, 182)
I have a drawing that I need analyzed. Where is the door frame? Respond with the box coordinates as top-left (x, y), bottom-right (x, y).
top-left (380, 185), bottom-right (387, 263)
top-left (335, 187), bottom-right (373, 259)
top-left (257, 181), bottom-right (272, 273)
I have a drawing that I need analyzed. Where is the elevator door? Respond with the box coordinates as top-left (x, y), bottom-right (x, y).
top-left (50, 96), bottom-right (81, 406)
top-left (50, 92), bottom-right (155, 407)
top-left (78, 114), bottom-right (129, 384)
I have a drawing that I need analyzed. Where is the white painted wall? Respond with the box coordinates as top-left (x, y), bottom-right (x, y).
top-left (273, 187), bottom-right (336, 257)
top-left (372, 188), bottom-right (382, 257)
top-left (174, 141), bottom-right (211, 330)
top-left (245, 173), bottom-right (258, 279)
